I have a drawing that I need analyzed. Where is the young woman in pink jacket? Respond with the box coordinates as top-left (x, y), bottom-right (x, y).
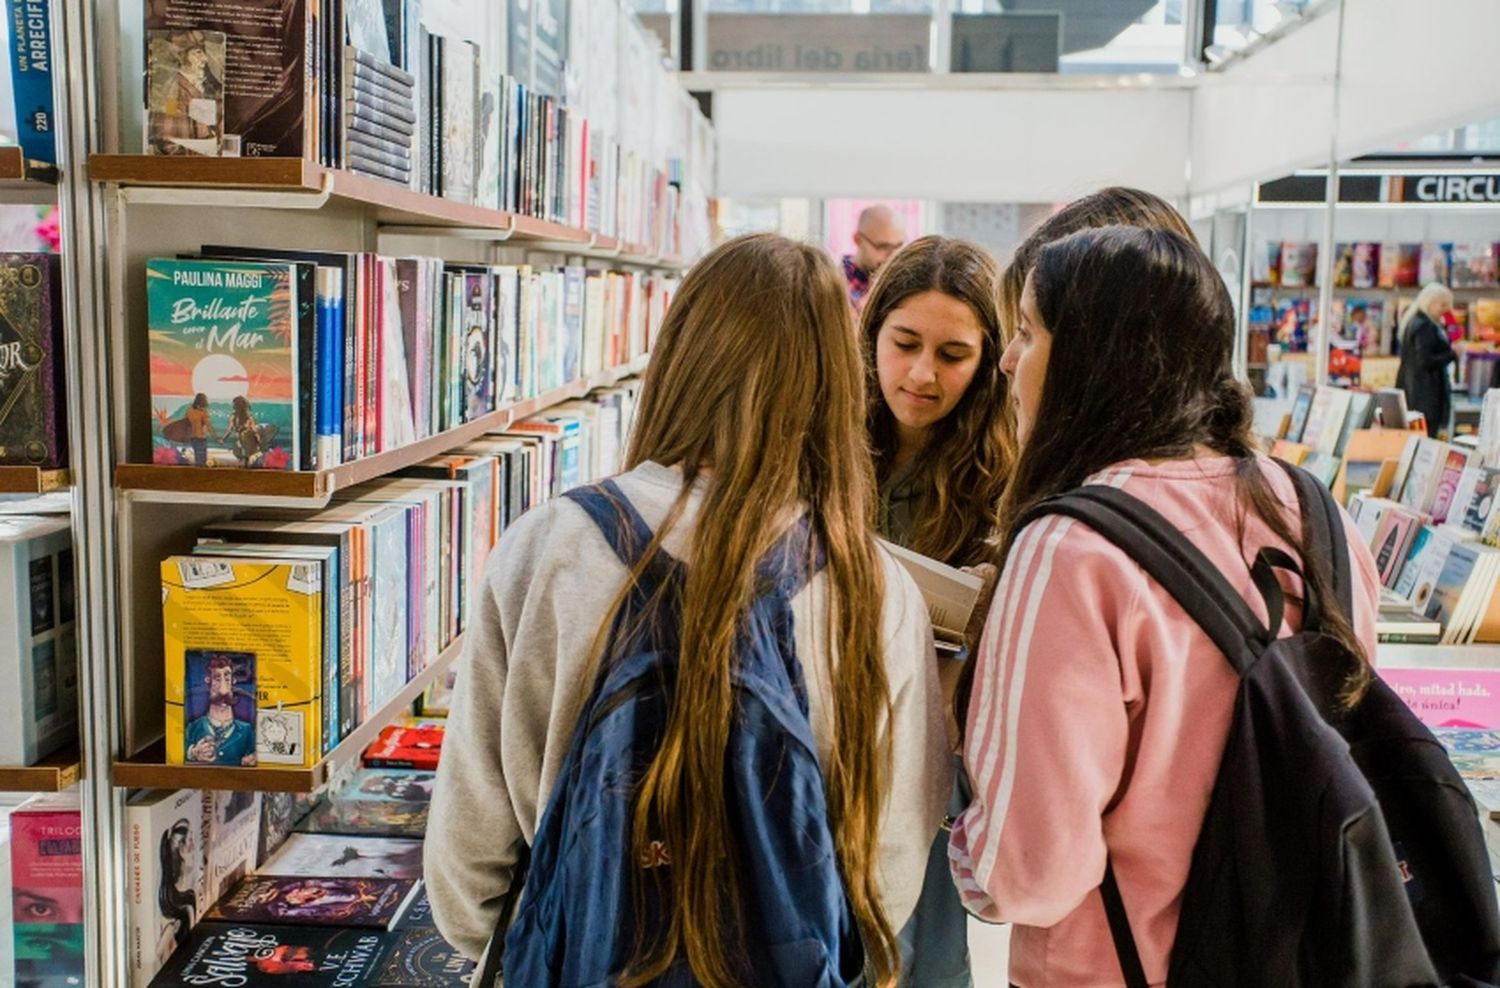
top-left (950, 225), bottom-right (1380, 986)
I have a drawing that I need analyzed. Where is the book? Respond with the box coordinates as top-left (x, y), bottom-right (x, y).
top-left (0, 515), bottom-right (76, 765)
top-left (437, 35), bottom-right (477, 204)
top-left (1379, 243), bottom-right (1422, 289)
top-left (148, 922), bottom-right (474, 986)
top-left (6, 0), bottom-right (57, 165)
top-left (10, 793), bottom-right (84, 986)
top-left (126, 788), bottom-right (207, 986)
top-left (1309, 387), bottom-right (1353, 455)
top-left (204, 875), bottom-right (419, 928)
top-left (144, 0), bottom-right (311, 157)
top-left (1452, 243), bottom-right (1500, 289)
top-left (204, 790), bottom-right (261, 904)
top-left (1351, 243), bottom-right (1379, 289)
top-left (258, 834), bottom-right (424, 880)
top-left (144, 28), bottom-right (227, 156)
top-left (878, 539), bottom-right (985, 646)
top-left (146, 258), bottom-right (300, 470)
top-left (1332, 391), bottom-right (1375, 459)
top-left (1286, 384), bottom-right (1316, 442)
top-left (362, 722), bottom-right (443, 769)
top-left (1420, 242), bottom-right (1453, 286)
top-left (346, 767), bottom-right (436, 802)
top-left (0, 254), bottom-right (67, 467)
top-left (1400, 437), bottom-right (1451, 514)
top-left (162, 555), bottom-right (324, 767)
top-left (258, 791), bottom-right (307, 865)
top-left (1428, 447), bottom-right (1472, 525)
top-left (294, 798), bottom-right (429, 837)
top-left (1279, 242), bottom-right (1318, 288)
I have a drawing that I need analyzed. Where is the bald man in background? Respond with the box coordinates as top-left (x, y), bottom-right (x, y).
top-left (842, 204), bottom-right (907, 313)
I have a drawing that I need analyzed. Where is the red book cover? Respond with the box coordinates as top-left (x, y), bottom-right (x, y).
top-left (362, 722), bottom-right (443, 769)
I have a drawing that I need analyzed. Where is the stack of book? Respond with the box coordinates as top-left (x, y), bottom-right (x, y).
top-left (135, 768), bottom-right (472, 986)
top-left (145, 247), bottom-right (678, 471)
top-left (158, 380), bottom-right (644, 769)
top-left (344, 47), bottom-right (417, 187)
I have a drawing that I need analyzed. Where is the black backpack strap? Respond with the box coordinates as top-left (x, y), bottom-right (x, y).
top-left (1101, 860), bottom-right (1149, 988)
top-left (1274, 459), bottom-right (1354, 628)
top-left (477, 840), bottom-right (532, 988)
top-left (1020, 487), bottom-right (1275, 675)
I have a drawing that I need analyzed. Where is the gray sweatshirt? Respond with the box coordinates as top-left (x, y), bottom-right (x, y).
top-left (424, 460), bottom-right (950, 963)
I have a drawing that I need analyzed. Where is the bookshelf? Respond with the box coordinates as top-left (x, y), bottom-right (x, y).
top-left (89, 156), bottom-right (683, 266)
top-left (0, 746), bottom-right (81, 792)
top-left (113, 635), bottom-right (463, 794)
top-left (0, 145), bottom-right (58, 190)
top-left (0, 467), bottom-right (70, 493)
top-left (114, 355), bottom-right (650, 502)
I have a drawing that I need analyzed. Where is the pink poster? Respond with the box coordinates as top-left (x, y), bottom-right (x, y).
top-left (1379, 667), bottom-right (1500, 729)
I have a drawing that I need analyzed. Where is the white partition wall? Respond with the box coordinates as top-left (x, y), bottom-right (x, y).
top-left (711, 81), bottom-right (1193, 203)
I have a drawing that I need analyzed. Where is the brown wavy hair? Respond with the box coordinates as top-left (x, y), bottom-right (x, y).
top-left (998, 225), bottom-right (1370, 706)
top-left (862, 236), bottom-right (1011, 566)
top-left (998, 186), bottom-right (1198, 342)
top-left (613, 234), bottom-right (899, 986)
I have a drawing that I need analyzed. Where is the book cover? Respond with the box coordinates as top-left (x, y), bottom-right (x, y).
top-left (461, 270), bottom-right (493, 422)
top-left (0, 516), bottom-right (76, 765)
top-left (258, 834), bottom-right (424, 880)
top-left (0, 254), bottom-right (67, 467)
top-left (1330, 243), bottom-right (1354, 288)
top-left (1420, 242), bottom-right (1453, 286)
top-left (144, 0), bottom-right (310, 157)
top-left (1351, 242), bottom-right (1379, 289)
top-left (1451, 243), bottom-right (1500, 289)
top-left (438, 35), bottom-right (476, 204)
top-left (1311, 387), bottom-right (1353, 455)
top-left (1429, 448), bottom-right (1472, 525)
top-left (204, 790), bottom-right (261, 903)
top-left (1399, 438), bottom-right (1448, 514)
top-left (1286, 385), bottom-right (1316, 442)
top-left (10, 794), bottom-right (84, 986)
top-left (6, 0), bottom-right (57, 165)
top-left (375, 927), bottom-right (477, 986)
top-left (362, 722), bottom-right (442, 769)
top-left (144, 29), bottom-right (227, 156)
top-left (369, 507), bottom-right (411, 710)
top-left (346, 767), bottom-right (435, 802)
top-left (476, 70), bottom-right (502, 211)
top-left (294, 798), bottom-right (429, 837)
top-left (1279, 242), bottom-right (1318, 288)
top-left (148, 924), bottom-right (390, 986)
top-left (257, 791), bottom-right (306, 865)
top-left (204, 875), bottom-right (417, 928)
top-left (1424, 540), bottom-right (1482, 625)
top-left (162, 555), bottom-right (323, 767)
top-left (147, 258), bottom-right (300, 470)
top-left (1379, 243), bottom-right (1421, 288)
top-left (125, 788), bottom-right (206, 986)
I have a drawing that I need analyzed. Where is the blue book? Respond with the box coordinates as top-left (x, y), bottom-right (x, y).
top-left (6, 0), bottom-right (56, 165)
top-left (316, 268), bottom-right (344, 469)
top-left (562, 266), bottom-right (585, 383)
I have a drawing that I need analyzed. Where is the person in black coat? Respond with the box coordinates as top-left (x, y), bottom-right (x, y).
top-left (1395, 283), bottom-right (1456, 438)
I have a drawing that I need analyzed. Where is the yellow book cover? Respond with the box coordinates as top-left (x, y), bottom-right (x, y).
top-left (162, 555), bottom-right (323, 768)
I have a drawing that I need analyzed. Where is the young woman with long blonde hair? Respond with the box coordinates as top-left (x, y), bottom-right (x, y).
top-left (427, 233), bottom-right (949, 987)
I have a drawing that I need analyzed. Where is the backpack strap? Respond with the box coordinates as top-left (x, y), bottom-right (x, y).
top-left (755, 515), bottom-right (826, 601)
top-left (1100, 861), bottom-right (1149, 988)
top-left (1019, 487), bottom-right (1278, 676)
top-left (1274, 459), bottom-right (1355, 629)
top-left (562, 479), bottom-right (677, 590)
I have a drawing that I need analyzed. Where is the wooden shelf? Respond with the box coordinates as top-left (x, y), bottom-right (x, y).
top-left (0, 746), bottom-right (81, 792)
top-left (116, 356), bottom-right (649, 499)
top-left (113, 635), bottom-right (462, 793)
top-left (0, 466), bottom-right (70, 493)
top-left (88, 155), bottom-right (684, 266)
top-left (0, 146), bottom-right (58, 189)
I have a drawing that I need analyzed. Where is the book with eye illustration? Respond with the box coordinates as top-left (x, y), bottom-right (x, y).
top-left (878, 540), bottom-right (985, 657)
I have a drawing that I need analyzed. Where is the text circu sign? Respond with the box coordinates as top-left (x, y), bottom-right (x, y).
top-left (1390, 174), bottom-right (1500, 204)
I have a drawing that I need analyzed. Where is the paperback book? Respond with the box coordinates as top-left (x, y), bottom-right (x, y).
top-left (0, 253), bottom-right (67, 467)
top-left (257, 834), bottom-right (424, 881)
top-left (146, 258), bottom-right (300, 470)
top-left (125, 788), bottom-right (206, 987)
top-left (203, 875), bottom-right (419, 928)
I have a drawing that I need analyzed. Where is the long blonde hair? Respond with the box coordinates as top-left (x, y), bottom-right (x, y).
top-left (1400, 282), bottom-right (1454, 338)
top-left (616, 233), bottom-right (898, 987)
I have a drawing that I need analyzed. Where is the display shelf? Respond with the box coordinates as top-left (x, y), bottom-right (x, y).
top-left (115, 356), bottom-right (650, 500)
top-left (1254, 282), bottom-right (1500, 293)
top-left (113, 635), bottom-right (462, 793)
top-left (0, 146), bottom-right (59, 188)
top-left (0, 466), bottom-right (71, 493)
top-left (87, 155), bottom-right (683, 266)
top-left (0, 746), bottom-right (81, 792)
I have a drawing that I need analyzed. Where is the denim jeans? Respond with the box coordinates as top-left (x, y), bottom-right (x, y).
top-left (898, 758), bottom-right (973, 987)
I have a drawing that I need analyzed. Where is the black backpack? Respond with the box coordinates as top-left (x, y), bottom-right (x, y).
top-left (1018, 462), bottom-right (1500, 987)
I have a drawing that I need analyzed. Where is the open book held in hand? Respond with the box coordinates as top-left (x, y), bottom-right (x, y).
top-left (879, 539), bottom-right (985, 656)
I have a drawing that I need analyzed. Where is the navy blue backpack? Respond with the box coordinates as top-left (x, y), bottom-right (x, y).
top-left (478, 479), bottom-right (866, 987)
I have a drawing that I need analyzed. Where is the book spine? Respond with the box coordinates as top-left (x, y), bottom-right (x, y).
top-left (7, 0), bottom-right (57, 165)
top-left (346, 132), bottom-right (412, 168)
top-left (346, 69), bottom-right (417, 120)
